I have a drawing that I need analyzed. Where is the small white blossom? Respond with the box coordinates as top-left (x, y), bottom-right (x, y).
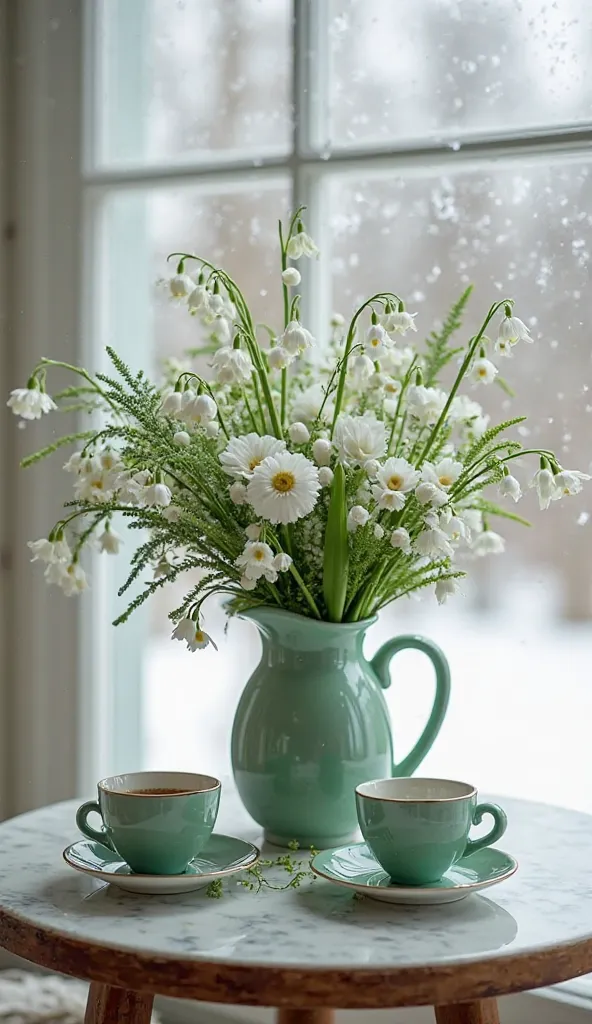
top-left (206, 292), bottom-right (226, 317)
top-left (220, 433), bottom-right (286, 479)
top-left (280, 320), bottom-right (315, 356)
top-left (286, 229), bottom-right (319, 260)
top-left (530, 467), bottom-right (558, 510)
top-left (172, 618), bottom-right (197, 644)
top-left (407, 385), bottom-right (448, 426)
top-left (472, 530), bottom-right (506, 556)
top-left (161, 391), bottom-right (183, 416)
top-left (59, 562), bottom-right (89, 596)
top-left (169, 273), bottom-right (194, 298)
top-left (347, 505), bottom-right (370, 532)
top-left (205, 420), bottom-right (219, 438)
top-left (318, 466), bottom-right (334, 487)
top-left (63, 451), bottom-right (84, 474)
top-left (494, 336), bottom-right (514, 359)
top-left (186, 627), bottom-right (217, 652)
top-left (240, 575), bottom-right (257, 591)
top-left (211, 346), bottom-right (253, 385)
top-left (554, 469), bottom-right (591, 496)
top-left (288, 421), bottom-right (310, 444)
top-left (229, 481), bottom-right (249, 505)
top-left (365, 459), bottom-right (381, 480)
top-left (439, 508), bottom-right (467, 541)
top-left (457, 508), bottom-right (483, 538)
top-left (268, 346), bottom-right (292, 370)
top-left (498, 314), bottom-right (531, 345)
top-left (187, 283), bottom-right (209, 312)
top-left (97, 528), bottom-right (122, 554)
top-left (272, 552), bottom-right (293, 572)
top-left (143, 482), bottom-right (172, 507)
top-left (331, 312), bottom-right (345, 328)
top-left (373, 458), bottom-right (420, 511)
top-left (352, 353), bottom-right (375, 382)
top-left (312, 438), bottom-right (332, 466)
top-left (435, 578), bottom-right (460, 605)
top-left (245, 523), bottom-right (262, 541)
top-left (422, 457), bottom-right (463, 490)
top-left (236, 541), bottom-right (277, 581)
top-left (247, 452), bottom-right (320, 525)
top-left (472, 357), bottom-right (498, 385)
top-left (162, 505), bottom-right (181, 522)
top-left (500, 474), bottom-right (522, 502)
top-left (282, 267), bottom-right (301, 286)
top-left (210, 317), bottom-right (232, 347)
top-left (415, 527), bottom-right (454, 559)
top-left (292, 384), bottom-right (332, 424)
top-left (374, 523), bottom-right (385, 540)
top-left (333, 414), bottom-right (386, 467)
top-left (415, 481), bottom-right (449, 507)
top-left (390, 527), bottom-right (412, 554)
top-left (365, 323), bottom-right (391, 359)
top-left (28, 537), bottom-right (71, 563)
top-left (193, 394), bottom-right (217, 421)
top-left (8, 386), bottom-right (57, 420)
top-left (173, 430), bottom-right (191, 446)
top-left (383, 310), bottom-right (418, 334)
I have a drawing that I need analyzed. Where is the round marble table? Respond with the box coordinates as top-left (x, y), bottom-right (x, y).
top-left (0, 797), bottom-right (591, 1024)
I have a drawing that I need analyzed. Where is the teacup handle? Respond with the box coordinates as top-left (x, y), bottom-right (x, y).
top-left (76, 800), bottom-right (115, 851)
top-left (464, 802), bottom-right (507, 857)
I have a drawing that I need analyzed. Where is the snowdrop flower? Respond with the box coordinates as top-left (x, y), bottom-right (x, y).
top-left (384, 310), bottom-right (418, 335)
top-left (318, 466), bottom-right (334, 487)
top-left (435, 578), bottom-right (459, 605)
top-left (236, 541), bottom-right (277, 581)
top-left (173, 430), bottom-right (191, 446)
top-left (312, 438), bottom-right (332, 466)
top-left (390, 527), bottom-right (412, 554)
top-left (206, 292), bottom-right (226, 317)
top-left (268, 346), bottom-right (292, 371)
top-left (331, 312), bottom-right (345, 328)
top-left (498, 313), bottom-right (531, 345)
top-left (162, 505), bottom-right (181, 522)
top-left (352, 353), bottom-right (375, 382)
top-left (210, 317), bottom-right (232, 347)
top-left (554, 469), bottom-right (591, 496)
top-left (247, 451), bottom-right (320, 525)
top-left (333, 414), bottom-right (386, 467)
top-left (286, 229), bottom-right (319, 260)
top-left (530, 466), bottom-right (558, 510)
top-left (211, 346), bottom-right (253, 385)
top-left (292, 383), bottom-right (332, 424)
top-left (382, 377), bottom-right (402, 401)
top-left (472, 530), bottom-right (506, 556)
top-left (499, 473), bottom-right (522, 503)
top-left (280, 320), bottom-right (315, 356)
top-left (289, 421), bottom-right (310, 444)
top-left (374, 523), bottom-right (385, 540)
top-left (422, 457), bottom-right (463, 490)
top-left (494, 336), bottom-right (514, 359)
top-left (169, 273), bottom-right (194, 298)
top-left (407, 385), bottom-right (448, 426)
top-left (365, 459), bottom-right (381, 480)
top-left (365, 323), bottom-right (391, 359)
top-left (205, 421), bottom-right (219, 438)
top-left (193, 394), bottom-right (218, 423)
top-left (74, 472), bottom-right (115, 505)
top-left (449, 395), bottom-right (490, 439)
top-left (347, 505), bottom-right (370, 531)
top-left (457, 507), bottom-right (483, 537)
top-left (143, 481), bottom-right (172, 507)
top-left (240, 575), bottom-right (257, 591)
top-left (172, 618), bottom-right (197, 644)
top-left (186, 627), bottom-right (217, 653)
top-left (59, 562), bottom-right (89, 596)
top-left (8, 385), bottom-right (57, 420)
top-left (229, 481), bottom-right (248, 505)
top-left (439, 508), bottom-right (467, 541)
top-left (282, 267), bottom-right (301, 286)
top-left (245, 523), bottom-right (262, 541)
top-left (415, 527), bottom-right (454, 559)
top-left (272, 552), bottom-right (293, 572)
top-left (415, 481), bottom-right (449, 508)
top-left (63, 451), bottom-right (84, 474)
top-left (97, 528), bottom-right (122, 554)
top-left (28, 536), bottom-right (71, 563)
top-left (220, 433), bottom-right (286, 479)
top-left (472, 357), bottom-right (498, 385)
top-left (372, 457), bottom-right (420, 511)
top-left (160, 391), bottom-right (183, 416)
top-left (187, 283), bottom-right (209, 312)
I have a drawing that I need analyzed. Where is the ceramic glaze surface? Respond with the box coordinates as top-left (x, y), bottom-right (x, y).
top-left (1, 793), bottom-right (592, 968)
top-left (231, 608), bottom-right (450, 846)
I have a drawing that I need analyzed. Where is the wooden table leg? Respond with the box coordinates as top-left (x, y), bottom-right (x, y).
top-left (276, 1012), bottom-right (335, 1024)
top-left (85, 983), bottom-right (154, 1024)
top-left (435, 999), bottom-right (500, 1024)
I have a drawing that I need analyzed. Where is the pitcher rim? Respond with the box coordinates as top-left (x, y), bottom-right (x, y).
top-left (237, 605), bottom-right (378, 631)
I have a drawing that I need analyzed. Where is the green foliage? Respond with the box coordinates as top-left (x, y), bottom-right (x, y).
top-left (423, 285), bottom-right (472, 386)
top-left (472, 498), bottom-right (531, 527)
top-left (323, 463), bottom-right (349, 621)
top-left (21, 431), bottom-right (96, 468)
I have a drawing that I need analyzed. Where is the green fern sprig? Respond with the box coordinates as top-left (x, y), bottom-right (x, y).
top-left (423, 285), bottom-right (472, 386)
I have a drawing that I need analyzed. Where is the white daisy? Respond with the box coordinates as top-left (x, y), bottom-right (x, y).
top-left (247, 451), bottom-right (320, 525)
top-left (219, 433), bottom-right (286, 480)
top-left (333, 414), bottom-right (386, 467)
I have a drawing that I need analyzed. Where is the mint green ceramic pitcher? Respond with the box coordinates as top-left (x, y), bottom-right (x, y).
top-left (231, 607), bottom-right (450, 848)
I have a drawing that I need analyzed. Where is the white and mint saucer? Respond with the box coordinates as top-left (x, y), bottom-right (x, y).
top-left (63, 833), bottom-right (260, 894)
top-left (311, 842), bottom-right (518, 905)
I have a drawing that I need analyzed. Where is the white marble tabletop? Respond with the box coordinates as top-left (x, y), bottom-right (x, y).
top-left (0, 794), bottom-right (591, 971)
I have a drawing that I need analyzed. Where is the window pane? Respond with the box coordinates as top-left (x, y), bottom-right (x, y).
top-left (93, 179), bottom-right (290, 775)
top-left (328, 157), bottom-right (592, 812)
top-left (328, 0), bottom-right (592, 147)
top-left (92, 0), bottom-right (292, 168)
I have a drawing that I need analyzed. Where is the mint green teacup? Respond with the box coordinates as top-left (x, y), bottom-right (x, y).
top-left (356, 777), bottom-right (507, 886)
top-left (76, 771), bottom-right (221, 875)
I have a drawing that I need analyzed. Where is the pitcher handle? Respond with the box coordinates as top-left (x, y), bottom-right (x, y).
top-left (370, 634), bottom-right (451, 777)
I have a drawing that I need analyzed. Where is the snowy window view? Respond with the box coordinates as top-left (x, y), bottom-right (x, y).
top-left (90, 0), bottom-right (592, 812)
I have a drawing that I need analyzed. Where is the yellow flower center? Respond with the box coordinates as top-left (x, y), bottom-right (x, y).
top-left (249, 457), bottom-right (262, 470)
top-left (91, 479), bottom-right (103, 489)
top-left (387, 474), bottom-right (404, 491)
top-left (194, 630), bottom-right (205, 643)
top-left (385, 383), bottom-right (399, 394)
top-left (438, 475), bottom-right (453, 487)
top-left (272, 471), bottom-right (296, 493)
top-left (253, 549), bottom-right (265, 561)
top-left (370, 338), bottom-right (380, 348)
top-left (478, 367), bottom-right (487, 377)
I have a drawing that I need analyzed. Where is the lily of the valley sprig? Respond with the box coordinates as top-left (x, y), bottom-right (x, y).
top-left (9, 208), bottom-right (589, 649)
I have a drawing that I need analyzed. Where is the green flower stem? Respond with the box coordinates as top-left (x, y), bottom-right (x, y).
top-left (174, 372), bottom-right (230, 439)
top-left (242, 389), bottom-right (260, 432)
top-left (250, 372), bottom-right (268, 433)
top-left (38, 359), bottom-right (120, 416)
top-left (287, 561), bottom-right (321, 619)
top-left (387, 358), bottom-right (417, 454)
top-left (280, 371), bottom-right (288, 430)
top-left (415, 298), bottom-right (513, 467)
top-left (453, 446), bottom-right (556, 499)
top-left (330, 292), bottom-right (401, 436)
top-left (278, 220), bottom-right (291, 430)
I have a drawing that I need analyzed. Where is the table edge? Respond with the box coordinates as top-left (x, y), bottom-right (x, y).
top-left (1, 906), bottom-right (591, 1008)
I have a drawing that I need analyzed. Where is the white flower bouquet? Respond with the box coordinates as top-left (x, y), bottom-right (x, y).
top-left (11, 208), bottom-right (589, 650)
